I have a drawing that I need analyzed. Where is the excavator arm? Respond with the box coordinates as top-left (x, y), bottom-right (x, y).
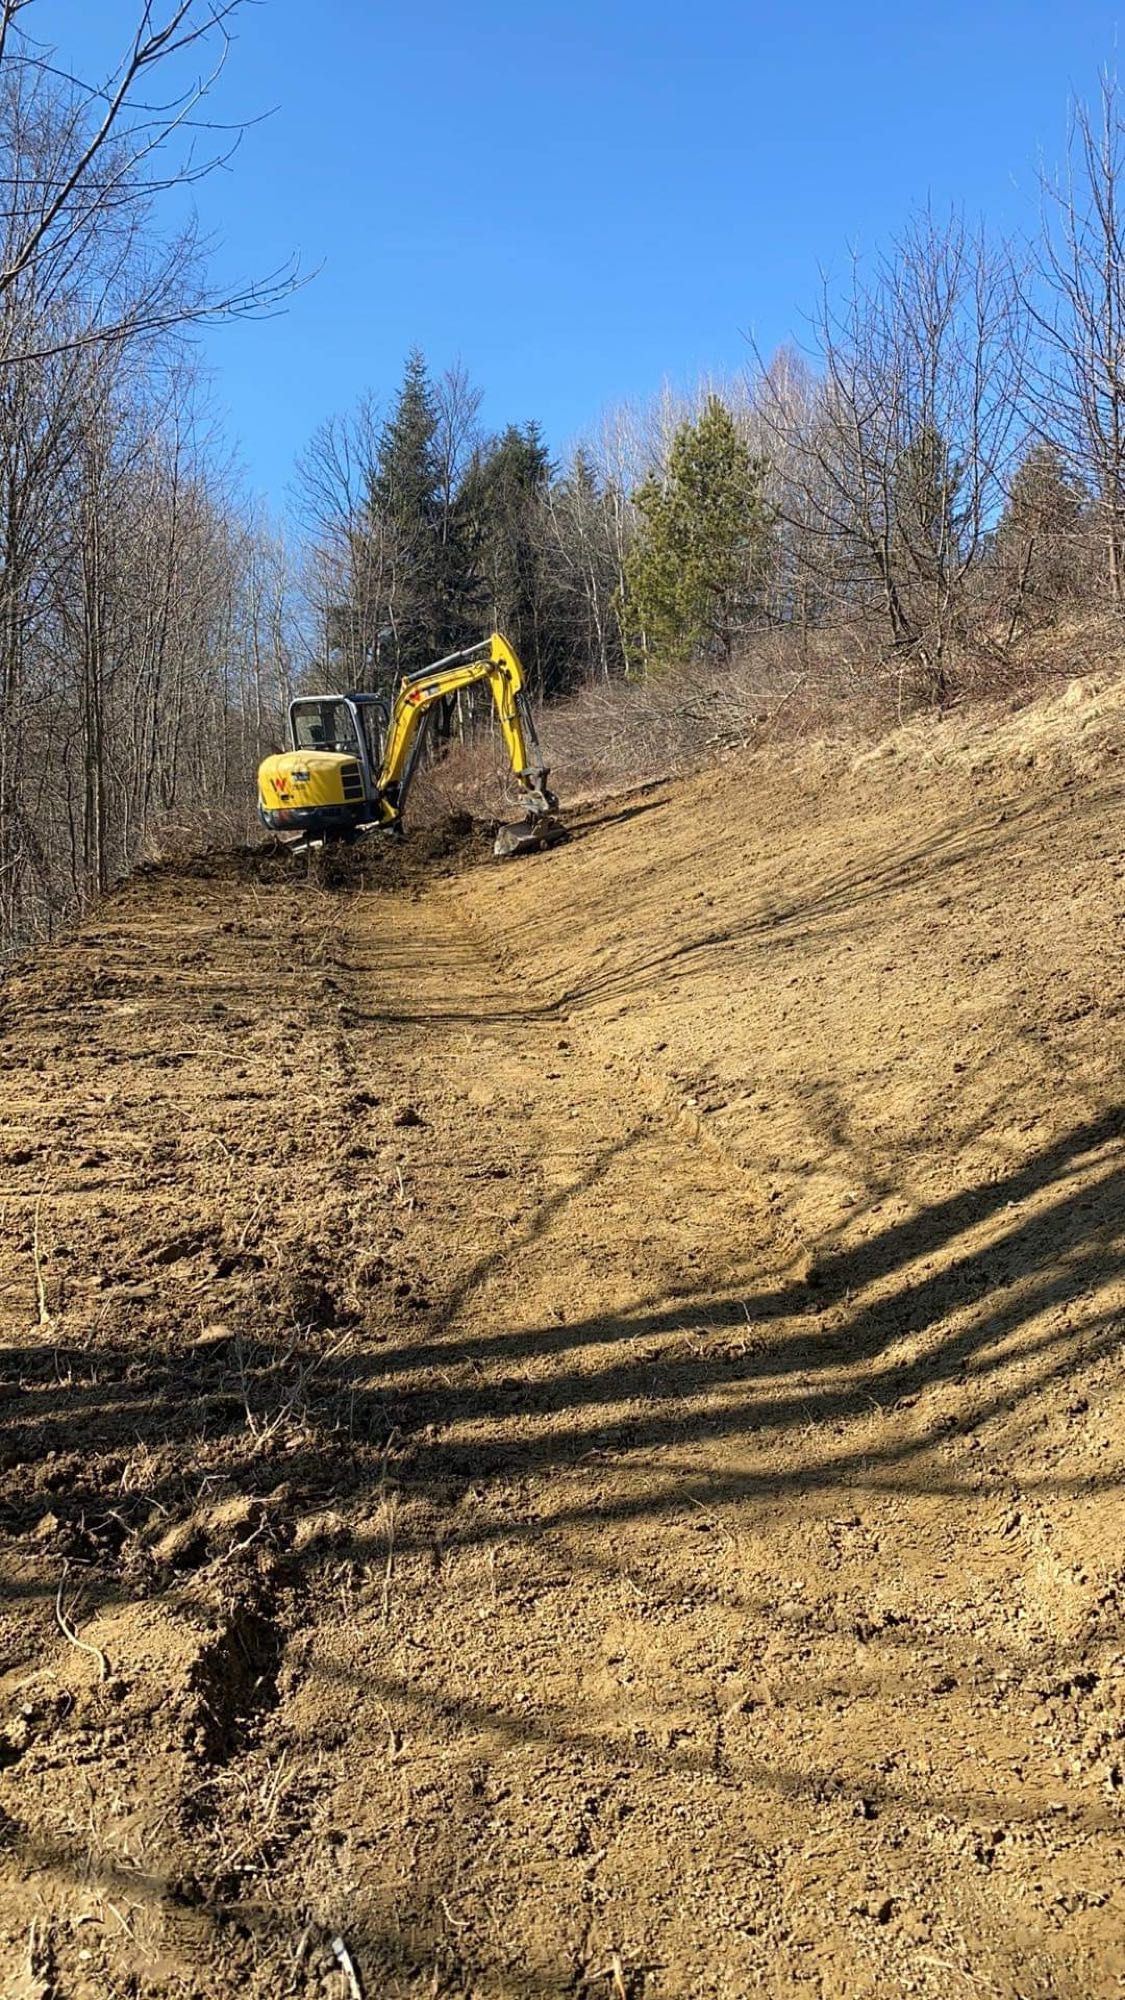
top-left (377, 633), bottom-right (559, 854)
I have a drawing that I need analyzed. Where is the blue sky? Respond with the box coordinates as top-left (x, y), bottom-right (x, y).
top-left (44, 0), bottom-right (1125, 512)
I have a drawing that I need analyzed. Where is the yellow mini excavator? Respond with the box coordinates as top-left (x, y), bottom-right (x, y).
top-left (256, 631), bottom-right (561, 860)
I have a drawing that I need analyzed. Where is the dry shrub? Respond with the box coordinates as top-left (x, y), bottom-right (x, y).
top-left (412, 628), bottom-right (900, 822)
top-left (142, 805), bottom-right (262, 866)
top-left (958, 610), bottom-right (1125, 702)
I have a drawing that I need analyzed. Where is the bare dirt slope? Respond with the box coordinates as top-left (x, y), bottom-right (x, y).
top-left (3, 680), bottom-right (1125, 1999)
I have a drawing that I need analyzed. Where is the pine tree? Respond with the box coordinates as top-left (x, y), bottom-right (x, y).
top-left (623, 397), bottom-right (774, 665)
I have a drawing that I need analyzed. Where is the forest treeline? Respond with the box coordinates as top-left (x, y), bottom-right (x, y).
top-left (5, 3), bottom-right (1125, 953)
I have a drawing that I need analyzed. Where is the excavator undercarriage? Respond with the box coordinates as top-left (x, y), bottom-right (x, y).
top-left (257, 633), bottom-right (562, 861)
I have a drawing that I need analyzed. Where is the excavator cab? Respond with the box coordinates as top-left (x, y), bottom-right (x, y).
top-left (291, 698), bottom-right (361, 755)
top-left (259, 693), bottom-right (390, 843)
top-left (288, 695), bottom-right (388, 787)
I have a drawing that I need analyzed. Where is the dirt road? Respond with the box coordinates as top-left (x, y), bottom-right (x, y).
top-left (3, 683), bottom-right (1125, 1998)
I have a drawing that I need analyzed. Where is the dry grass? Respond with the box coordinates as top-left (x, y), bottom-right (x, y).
top-left (414, 632), bottom-right (843, 824)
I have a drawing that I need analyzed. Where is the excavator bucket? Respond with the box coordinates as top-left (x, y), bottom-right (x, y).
top-left (493, 818), bottom-right (554, 860)
top-left (493, 787), bottom-right (565, 859)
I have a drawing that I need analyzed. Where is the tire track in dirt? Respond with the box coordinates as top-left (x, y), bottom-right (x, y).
top-left (0, 855), bottom-right (443, 1997)
top-left (266, 883), bottom-right (797, 2000)
top-left (0, 852), bottom-right (791, 1999)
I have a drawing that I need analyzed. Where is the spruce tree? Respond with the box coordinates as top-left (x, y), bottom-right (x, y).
top-left (461, 422), bottom-right (565, 691)
top-left (370, 350), bottom-right (441, 527)
top-left (343, 350), bottom-right (477, 681)
top-left (1000, 442), bottom-right (1085, 544)
top-left (624, 397), bottom-right (774, 665)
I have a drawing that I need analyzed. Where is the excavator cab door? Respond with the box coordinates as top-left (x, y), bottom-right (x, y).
top-left (353, 697), bottom-right (389, 780)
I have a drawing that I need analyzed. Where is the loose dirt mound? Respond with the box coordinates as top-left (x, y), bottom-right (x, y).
top-left (2, 688), bottom-right (1125, 1996)
top-left (120, 812), bottom-right (493, 900)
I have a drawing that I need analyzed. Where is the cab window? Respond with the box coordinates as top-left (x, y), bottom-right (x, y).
top-left (291, 700), bottom-right (360, 754)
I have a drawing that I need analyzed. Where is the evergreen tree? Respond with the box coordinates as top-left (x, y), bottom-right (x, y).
top-left (370, 350), bottom-right (441, 529)
top-left (337, 351), bottom-right (478, 684)
top-left (1000, 442), bottom-right (1085, 543)
top-left (994, 442), bottom-right (1089, 627)
top-left (461, 422), bottom-right (567, 692)
top-left (623, 397), bottom-right (774, 665)
top-left (893, 424), bottom-right (964, 584)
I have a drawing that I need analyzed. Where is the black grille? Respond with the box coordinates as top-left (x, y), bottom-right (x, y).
top-left (340, 761), bottom-right (364, 801)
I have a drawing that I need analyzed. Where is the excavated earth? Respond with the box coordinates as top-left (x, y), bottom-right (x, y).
top-left (3, 676), bottom-right (1125, 1998)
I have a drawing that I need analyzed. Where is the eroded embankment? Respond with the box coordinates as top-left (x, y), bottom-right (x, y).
top-left (2, 687), bottom-right (1125, 1999)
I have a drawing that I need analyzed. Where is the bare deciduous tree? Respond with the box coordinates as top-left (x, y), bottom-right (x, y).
top-left (0, 1), bottom-right (299, 364)
top-left (0, 6), bottom-right (301, 953)
top-left (757, 209), bottom-right (1029, 701)
top-left (1026, 72), bottom-right (1125, 606)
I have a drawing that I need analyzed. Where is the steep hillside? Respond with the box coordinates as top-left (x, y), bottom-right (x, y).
top-left (2, 678), bottom-right (1125, 1999)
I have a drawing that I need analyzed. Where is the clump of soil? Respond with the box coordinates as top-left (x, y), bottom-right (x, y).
top-left (124, 811), bottom-right (494, 901)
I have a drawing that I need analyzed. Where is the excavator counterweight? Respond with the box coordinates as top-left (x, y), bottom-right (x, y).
top-left (256, 633), bottom-right (561, 860)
